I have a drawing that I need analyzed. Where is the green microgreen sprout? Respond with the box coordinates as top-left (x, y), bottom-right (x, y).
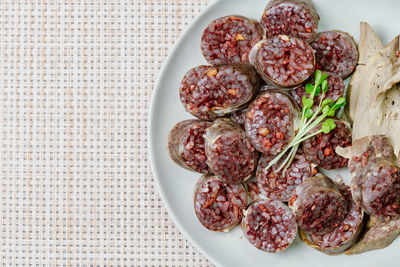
top-left (322, 119), bottom-right (337, 134)
top-left (268, 70), bottom-right (347, 173)
top-left (322, 80), bottom-right (328, 93)
top-left (302, 95), bottom-right (314, 109)
top-left (304, 108), bottom-right (313, 119)
top-left (305, 83), bottom-right (313, 94)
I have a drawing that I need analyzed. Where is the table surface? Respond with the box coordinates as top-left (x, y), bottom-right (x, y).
top-left (0, 0), bottom-right (212, 266)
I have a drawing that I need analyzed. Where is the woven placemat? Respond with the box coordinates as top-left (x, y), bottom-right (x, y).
top-left (0, 1), bottom-right (212, 266)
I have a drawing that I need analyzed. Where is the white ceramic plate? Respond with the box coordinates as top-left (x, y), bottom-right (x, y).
top-left (149, 0), bottom-right (400, 266)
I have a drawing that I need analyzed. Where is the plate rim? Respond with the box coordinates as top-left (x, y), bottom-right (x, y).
top-left (148, 0), bottom-right (224, 266)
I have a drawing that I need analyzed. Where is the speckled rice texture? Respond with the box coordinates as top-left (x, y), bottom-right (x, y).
top-left (348, 136), bottom-right (400, 221)
top-left (246, 181), bottom-right (261, 201)
top-left (179, 64), bottom-right (259, 120)
top-left (289, 175), bottom-right (347, 235)
top-left (256, 150), bottom-right (312, 202)
top-left (295, 191), bottom-right (347, 234)
top-left (245, 91), bottom-right (298, 155)
top-left (261, 0), bottom-right (319, 42)
top-left (303, 119), bottom-right (352, 170)
top-left (177, 121), bottom-right (212, 174)
top-left (242, 199), bottom-right (297, 253)
top-left (311, 30), bottom-right (358, 78)
top-left (351, 158), bottom-right (400, 221)
top-left (201, 15), bottom-right (264, 65)
top-left (230, 108), bottom-right (247, 128)
top-left (308, 184), bottom-right (363, 254)
top-left (205, 119), bottom-right (258, 184)
top-left (251, 36), bottom-right (315, 87)
top-left (194, 175), bottom-right (247, 232)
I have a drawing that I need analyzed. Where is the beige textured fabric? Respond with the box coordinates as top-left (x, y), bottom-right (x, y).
top-left (0, 0), bottom-right (212, 266)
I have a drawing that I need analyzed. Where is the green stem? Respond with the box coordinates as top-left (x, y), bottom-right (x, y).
top-left (303, 106), bottom-right (322, 130)
top-left (264, 120), bottom-right (318, 172)
top-left (277, 144), bottom-right (298, 172)
top-left (310, 80), bottom-right (320, 99)
top-left (265, 135), bottom-right (300, 171)
top-left (300, 108), bottom-right (306, 129)
top-left (310, 77), bottom-right (323, 99)
top-left (277, 147), bottom-right (294, 172)
top-left (318, 92), bottom-right (325, 109)
top-left (303, 94), bottom-right (328, 131)
top-left (290, 129), bottom-right (323, 147)
top-left (283, 144), bottom-right (299, 172)
top-left (299, 114), bottom-right (327, 140)
top-left (265, 147), bottom-right (289, 171)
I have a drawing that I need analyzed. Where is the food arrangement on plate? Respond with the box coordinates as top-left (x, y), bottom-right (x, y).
top-left (166, 0), bottom-right (400, 256)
